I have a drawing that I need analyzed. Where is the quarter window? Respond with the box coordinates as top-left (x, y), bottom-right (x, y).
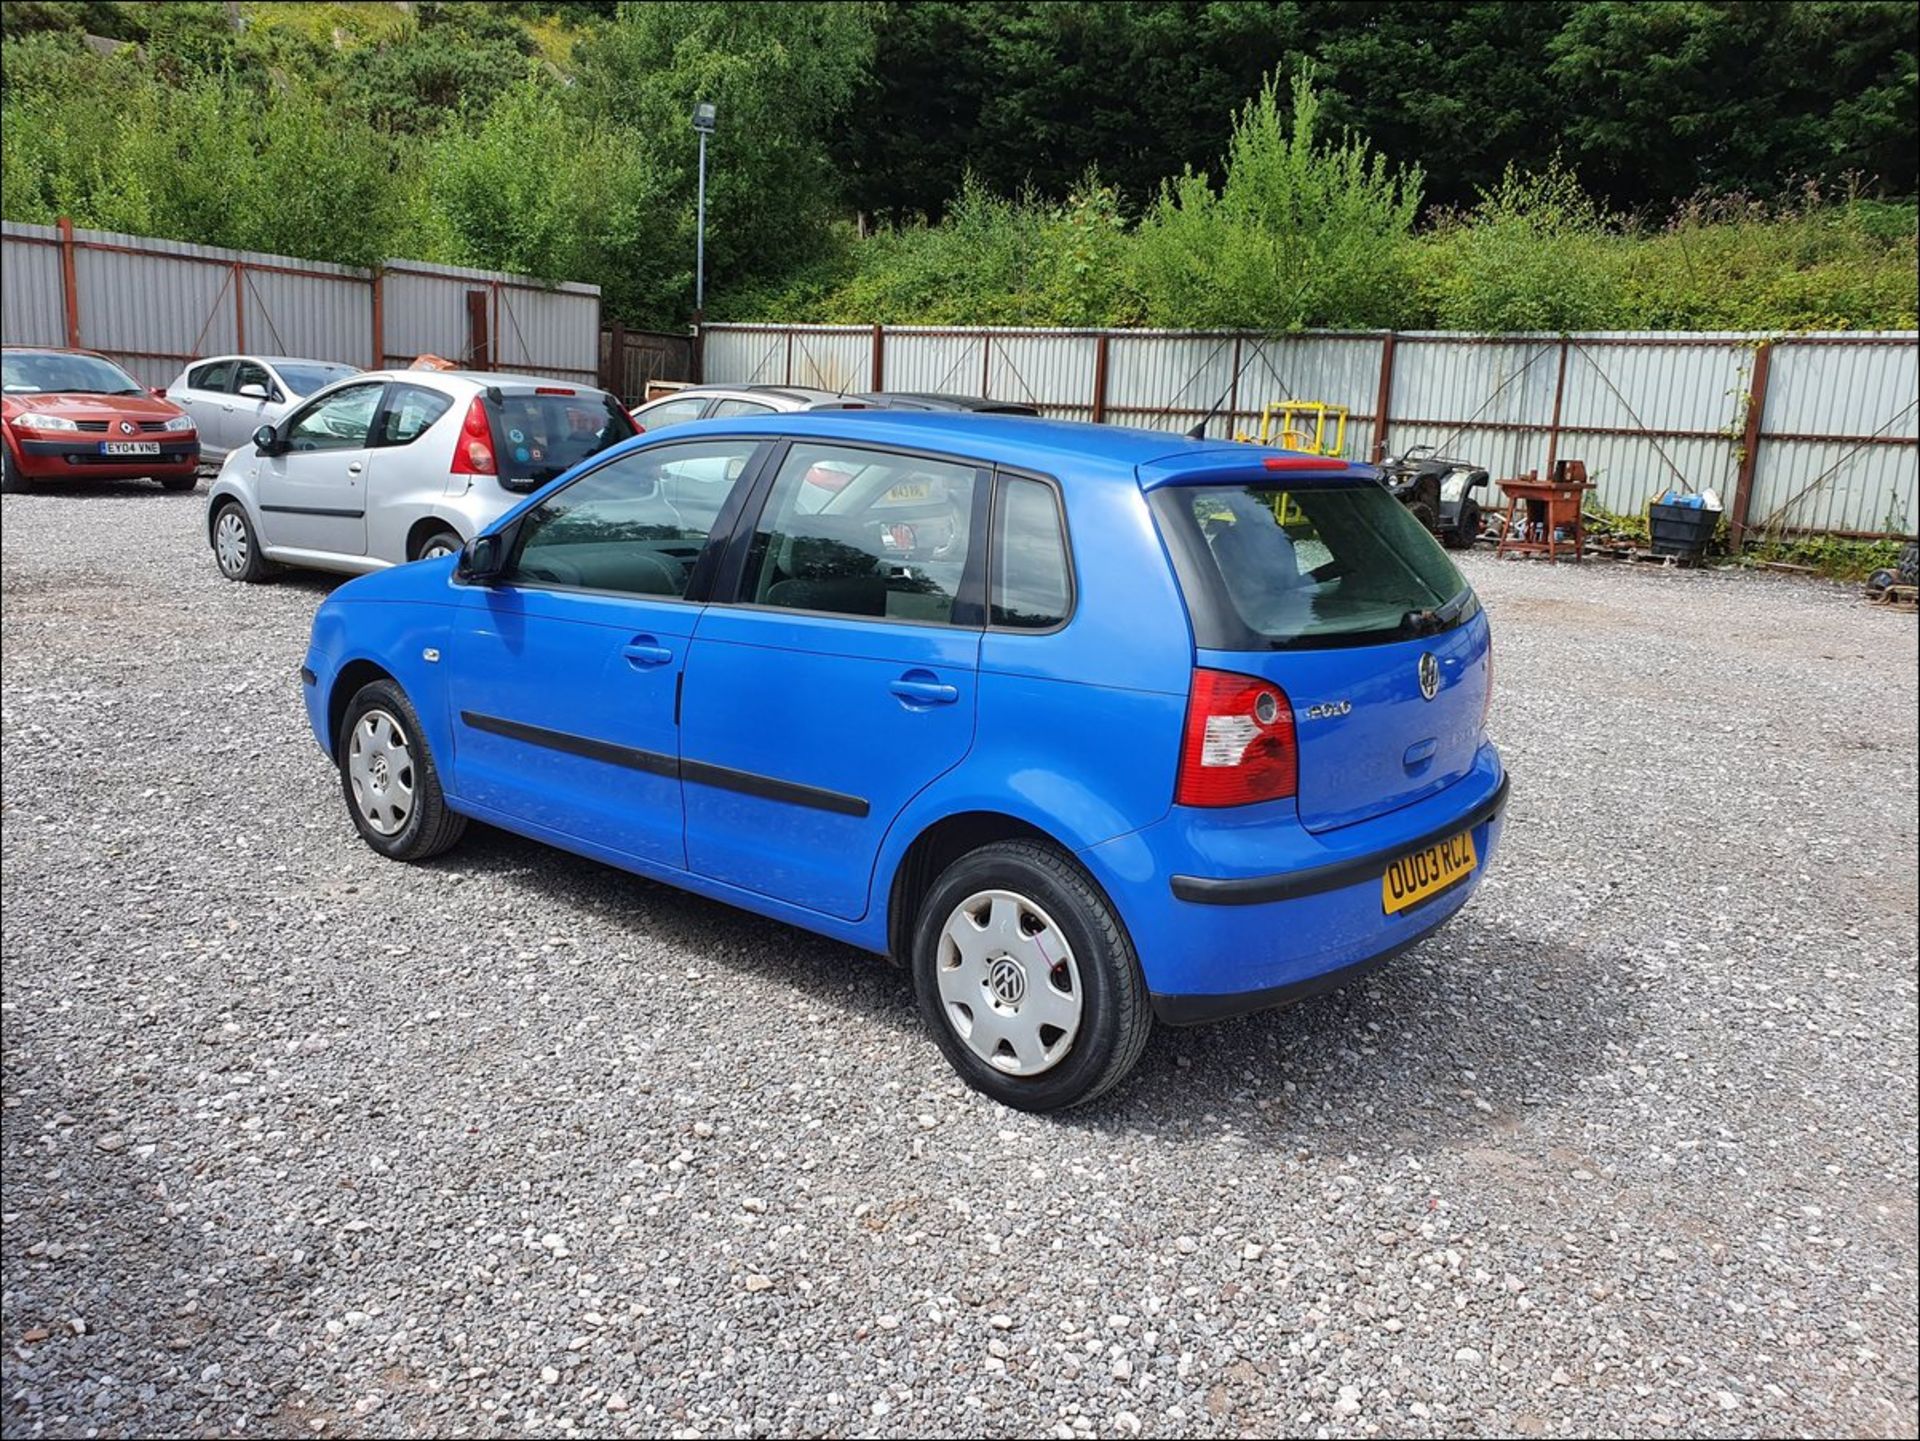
top-left (283, 381), bottom-right (384, 452)
top-left (375, 383), bottom-right (453, 447)
top-left (508, 439), bottom-right (762, 598)
top-left (990, 476), bottom-right (1072, 628)
top-left (743, 444), bottom-right (982, 625)
top-left (634, 396), bottom-right (707, 431)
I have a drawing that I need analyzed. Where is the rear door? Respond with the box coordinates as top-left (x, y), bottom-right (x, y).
top-left (176, 359), bottom-right (235, 452)
top-left (445, 436), bottom-right (767, 868)
top-left (679, 440), bottom-right (988, 920)
top-left (253, 380), bottom-right (386, 555)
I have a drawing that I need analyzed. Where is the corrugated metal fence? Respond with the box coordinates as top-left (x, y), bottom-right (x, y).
top-left (703, 323), bottom-right (1920, 541)
top-left (1, 218), bottom-right (601, 389)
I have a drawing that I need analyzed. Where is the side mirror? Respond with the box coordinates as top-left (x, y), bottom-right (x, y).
top-left (252, 423), bottom-right (280, 454)
top-left (237, 382), bottom-right (269, 400)
top-left (456, 532), bottom-right (507, 584)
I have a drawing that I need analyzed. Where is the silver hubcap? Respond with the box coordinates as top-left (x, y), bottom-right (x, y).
top-left (214, 510), bottom-right (249, 576)
top-left (421, 538), bottom-right (456, 560)
top-left (936, 889), bottom-right (1082, 1076)
top-left (347, 709), bottom-right (415, 837)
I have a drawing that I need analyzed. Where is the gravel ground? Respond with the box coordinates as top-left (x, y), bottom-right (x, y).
top-left (3, 479), bottom-right (1916, 1440)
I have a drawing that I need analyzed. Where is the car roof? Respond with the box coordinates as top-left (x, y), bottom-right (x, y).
top-left (632, 409), bottom-right (1351, 482)
top-left (329, 369), bottom-right (612, 394)
top-left (640, 384), bottom-right (840, 405)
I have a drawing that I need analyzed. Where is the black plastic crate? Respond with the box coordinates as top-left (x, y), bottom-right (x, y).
top-left (1648, 501), bottom-right (1719, 557)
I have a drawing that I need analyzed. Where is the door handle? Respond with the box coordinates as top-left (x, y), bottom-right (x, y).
top-left (622, 637), bottom-right (674, 668)
top-left (346, 461), bottom-right (364, 475)
top-left (890, 673), bottom-right (959, 707)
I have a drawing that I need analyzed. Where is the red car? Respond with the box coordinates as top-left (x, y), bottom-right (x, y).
top-left (2, 346), bottom-right (200, 493)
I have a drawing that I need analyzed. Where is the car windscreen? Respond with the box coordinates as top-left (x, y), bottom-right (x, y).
top-left (275, 362), bottom-right (359, 397)
top-left (2, 351), bottom-right (144, 396)
top-left (488, 390), bottom-right (637, 486)
top-left (1150, 480), bottom-right (1474, 650)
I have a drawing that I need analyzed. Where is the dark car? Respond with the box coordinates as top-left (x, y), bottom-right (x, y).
top-left (2, 347), bottom-right (200, 493)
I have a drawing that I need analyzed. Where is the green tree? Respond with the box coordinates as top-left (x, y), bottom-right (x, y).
top-left (1132, 70), bottom-right (1424, 329)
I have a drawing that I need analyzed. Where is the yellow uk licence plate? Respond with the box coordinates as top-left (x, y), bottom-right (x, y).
top-left (1381, 829), bottom-right (1478, 914)
top-left (886, 481), bottom-right (932, 501)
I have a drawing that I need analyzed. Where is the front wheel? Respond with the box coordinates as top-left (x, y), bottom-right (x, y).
top-left (211, 500), bottom-right (272, 582)
top-left (337, 679), bottom-right (467, 861)
top-left (159, 473), bottom-right (198, 493)
top-left (1, 448), bottom-right (23, 493)
top-left (912, 840), bottom-right (1151, 1112)
top-left (1443, 498), bottom-right (1482, 550)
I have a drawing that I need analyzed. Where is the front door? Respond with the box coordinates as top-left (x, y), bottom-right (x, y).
top-left (445, 436), bottom-right (767, 869)
top-left (220, 359), bottom-right (278, 454)
top-left (680, 441), bottom-right (987, 921)
top-left (254, 380), bottom-right (385, 556)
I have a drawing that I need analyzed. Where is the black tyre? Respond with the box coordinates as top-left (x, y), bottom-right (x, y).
top-left (1, 448), bottom-right (23, 493)
top-left (413, 527), bottom-right (462, 563)
top-left (211, 500), bottom-right (274, 583)
top-left (336, 679), bottom-right (467, 862)
top-left (1442, 498), bottom-right (1482, 550)
top-left (159, 473), bottom-right (197, 492)
top-left (912, 840), bottom-right (1151, 1112)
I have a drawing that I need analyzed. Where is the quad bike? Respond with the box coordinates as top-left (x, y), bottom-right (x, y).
top-left (1377, 445), bottom-right (1490, 550)
top-left (1865, 541), bottom-right (1919, 608)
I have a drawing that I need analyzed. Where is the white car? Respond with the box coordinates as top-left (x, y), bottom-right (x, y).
top-left (203, 369), bottom-right (635, 582)
top-left (630, 384), bottom-right (846, 431)
top-left (164, 355), bottom-right (362, 462)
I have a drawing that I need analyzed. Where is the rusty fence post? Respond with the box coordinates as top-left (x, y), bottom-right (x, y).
top-left (1730, 341), bottom-right (1773, 549)
top-left (1544, 339), bottom-right (1570, 477)
top-left (57, 216), bottom-right (81, 347)
top-left (465, 289), bottom-right (491, 369)
top-left (370, 267), bottom-right (384, 369)
top-left (606, 319), bottom-right (627, 400)
top-left (1371, 331), bottom-right (1397, 461)
top-left (1091, 334), bottom-right (1110, 423)
top-left (232, 263), bottom-right (246, 352)
top-left (870, 323), bottom-right (885, 391)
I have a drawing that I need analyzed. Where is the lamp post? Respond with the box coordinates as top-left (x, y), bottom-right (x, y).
top-left (691, 101), bottom-right (716, 320)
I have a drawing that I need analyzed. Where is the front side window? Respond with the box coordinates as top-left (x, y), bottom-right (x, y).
top-left (743, 443), bottom-right (982, 625)
top-left (507, 439), bottom-right (762, 598)
top-left (283, 381), bottom-right (385, 452)
top-left (232, 361), bottom-right (274, 398)
top-left (1151, 482), bottom-right (1471, 649)
top-left (188, 359), bottom-right (236, 392)
top-left (990, 476), bottom-right (1072, 629)
top-left (375, 383), bottom-right (453, 447)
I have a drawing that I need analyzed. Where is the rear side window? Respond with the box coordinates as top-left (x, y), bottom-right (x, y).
top-left (1151, 482), bottom-right (1471, 650)
top-left (990, 476), bottom-right (1071, 629)
top-left (742, 443), bottom-right (983, 625)
top-left (375, 383), bottom-right (453, 447)
top-left (489, 390), bottom-right (635, 487)
top-left (709, 398), bottom-right (775, 418)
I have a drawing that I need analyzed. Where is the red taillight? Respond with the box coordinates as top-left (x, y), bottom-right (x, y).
top-left (451, 397), bottom-right (495, 475)
top-left (1175, 668), bottom-right (1298, 807)
top-left (535, 386), bottom-right (575, 396)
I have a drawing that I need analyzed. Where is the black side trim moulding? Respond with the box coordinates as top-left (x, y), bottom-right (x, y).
top-left (458, 711), bottom-right (870, 818)
top-left (1151, 905), bottom-right (1458, 1027)
top-left (261, 503), bottom-right (365, 519)
top-left (1169, 773), bottom-right (1512, 907)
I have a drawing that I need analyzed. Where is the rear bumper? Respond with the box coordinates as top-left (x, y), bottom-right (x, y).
top-left (14, 437), bottom-right (199, 478)
top-left (1079, 745), bottom-right (1508, 1024)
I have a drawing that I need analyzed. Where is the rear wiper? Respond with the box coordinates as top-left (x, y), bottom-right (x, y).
top-left (1399, 589), bottom-right (1473, 636)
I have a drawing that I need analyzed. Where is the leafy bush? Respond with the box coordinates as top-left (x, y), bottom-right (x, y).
top-left (1131, 72), bottom-right (1423, 330)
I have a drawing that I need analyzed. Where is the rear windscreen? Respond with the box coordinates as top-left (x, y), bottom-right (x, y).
top-left (1151, 481), bottom-right (1473, 650)
top-left (490, 391), bottom-right (636, 486)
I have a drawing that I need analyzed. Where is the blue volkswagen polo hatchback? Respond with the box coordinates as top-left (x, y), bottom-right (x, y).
top-left (302, 412), bottom-right (1507, 1110)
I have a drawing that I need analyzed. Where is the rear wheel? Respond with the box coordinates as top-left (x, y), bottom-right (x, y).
top-left (337, 679), bottom-right (466, 862)
top-left (912, 840), bottom-right (1151, 1112)
top-left (414, 527), bottom-right (462, 563)
top-left (212, 500), bottom-right (272, 582)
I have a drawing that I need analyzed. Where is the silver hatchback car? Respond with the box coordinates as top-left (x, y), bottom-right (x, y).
top-left (205, 370), bottom-right (634, 582)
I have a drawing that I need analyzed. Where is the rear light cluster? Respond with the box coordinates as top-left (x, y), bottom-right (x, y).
top-left (1175, 667), bottom-right (1298, 807)
top-left (451, 397), bottom-right (495, 476)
